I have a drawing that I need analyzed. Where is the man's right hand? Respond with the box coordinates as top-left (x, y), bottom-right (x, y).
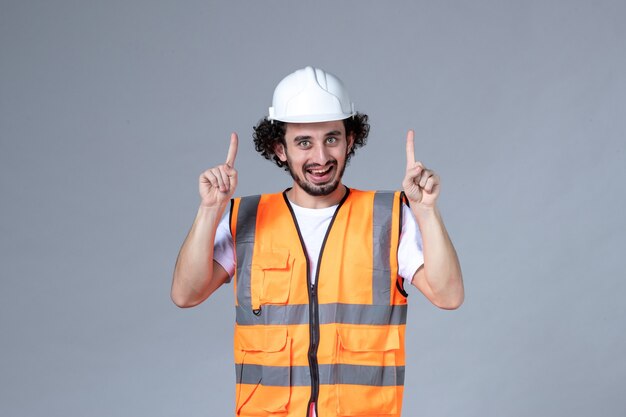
top-left (199, 132), bottom-right (238, 207)
top-left (172, 133), bottom-right (237, 307)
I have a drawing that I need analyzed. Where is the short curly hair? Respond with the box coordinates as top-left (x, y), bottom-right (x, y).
top-left (252, 113), bottom-right (370, 170)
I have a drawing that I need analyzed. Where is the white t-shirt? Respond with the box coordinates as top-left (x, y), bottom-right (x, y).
top-left (213, 199), bottom-right (424, 287)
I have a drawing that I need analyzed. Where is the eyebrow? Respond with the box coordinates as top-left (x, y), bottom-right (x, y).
top-left (292, 131), bottom-right (343, 142)
top-left (293, 135), bottom-right (312, 142)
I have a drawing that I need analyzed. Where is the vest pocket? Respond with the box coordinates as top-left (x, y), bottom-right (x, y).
top-left (236, 326), bottom-right (291, 416)
top-left (336, 326), bottom-right (400, 416)
top-left (253, 248), bottom-right (293, 306)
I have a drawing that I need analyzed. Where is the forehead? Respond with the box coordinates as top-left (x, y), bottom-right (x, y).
top-left (285, 120), bottom-right (345, 138)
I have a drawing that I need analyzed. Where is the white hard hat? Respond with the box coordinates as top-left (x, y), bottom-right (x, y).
top-left (268, 66), bottom-right (355, 123)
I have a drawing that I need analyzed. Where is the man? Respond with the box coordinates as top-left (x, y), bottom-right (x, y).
top-left (172, 66), bottom-right (463, 417)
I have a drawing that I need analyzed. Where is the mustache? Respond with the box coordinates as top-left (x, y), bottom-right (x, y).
top-left (303, 160), bottom-right (337, 170)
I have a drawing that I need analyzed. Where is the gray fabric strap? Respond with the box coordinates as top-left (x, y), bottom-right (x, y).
top-left (236, 303), bottom-right (407, 326)
top-left (235, 195), bottom-right (261, 309)
top-left (236, 363), bottom-right (404, 387)
top-left (372, 191), bottom-right (395, 305)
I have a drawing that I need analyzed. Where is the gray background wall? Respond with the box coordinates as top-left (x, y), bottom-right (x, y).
top-left (1, 1), bottom-right (624, 416)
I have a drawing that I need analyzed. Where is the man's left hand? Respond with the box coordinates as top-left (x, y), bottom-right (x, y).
top-left (402, 130), bottom-right (440, 208)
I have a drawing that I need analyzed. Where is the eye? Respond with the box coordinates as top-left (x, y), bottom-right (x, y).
top-left (297, 140), bottom-right (311, 148)
top-left (326, 137), bottom-right (338, 144)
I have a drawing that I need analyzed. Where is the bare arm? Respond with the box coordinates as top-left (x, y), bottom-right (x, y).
top-left (403, 130), bottom-right (464, 309)
top-left (171, 133), bottom-right (238, 308)
top-left (410, 206), bottom-right (463, 309)
top-left (171, 206), bottom-right (231, 307)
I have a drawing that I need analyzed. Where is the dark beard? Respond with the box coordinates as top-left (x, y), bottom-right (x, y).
top-left (286, 159), bottom-right (346, 197)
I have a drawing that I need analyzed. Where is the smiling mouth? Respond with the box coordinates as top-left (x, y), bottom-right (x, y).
top-left (305, 163), bottom-right (336, 183)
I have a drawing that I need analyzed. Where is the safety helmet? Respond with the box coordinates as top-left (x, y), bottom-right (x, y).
top-left (268, 66), bottom-right (355, 123)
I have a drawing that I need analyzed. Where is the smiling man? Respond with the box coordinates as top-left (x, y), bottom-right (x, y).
top-left (172, 66), bottom-right (464, 417)
top-left (279, 122), bottom-right (347, 198)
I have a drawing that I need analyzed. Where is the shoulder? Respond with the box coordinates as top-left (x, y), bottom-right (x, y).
top-left (348, 188), bottom-right (401, 196)
top-left (231, 191), bottom-right (287, 228)
top-left (234, 192), bottom-right (270, 202)
top-left (347, 188), bottom-right (405, 205)
top-left (232, 192), bottom-right (282, 212)
top-left (234, 191), bottom-right (284, 204)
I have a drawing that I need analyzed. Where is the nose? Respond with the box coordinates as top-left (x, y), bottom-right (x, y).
top-left (311, 142), bottom-right (330, 165)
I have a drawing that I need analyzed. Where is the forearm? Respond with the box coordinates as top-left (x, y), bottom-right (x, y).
top-left (412, 205), bottom-right (464, 309)
top-left (171, 204), bottom-right (227, 307)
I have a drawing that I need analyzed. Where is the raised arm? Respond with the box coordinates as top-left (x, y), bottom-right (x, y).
top-left (171, 133), bottom-right (238, 308)
top-left (402, 130), bottom-right (464, 309)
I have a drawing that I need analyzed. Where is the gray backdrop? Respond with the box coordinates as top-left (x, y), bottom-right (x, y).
top-left (1, 0), bottom-right (624, 416)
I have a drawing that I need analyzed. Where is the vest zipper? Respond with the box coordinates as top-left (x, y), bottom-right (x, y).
top-left (282, 188), bottom-right (351, 417)
top-left (307, 282), bottom-right (320, 417)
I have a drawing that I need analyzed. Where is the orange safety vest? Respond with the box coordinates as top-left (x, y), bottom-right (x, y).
top-left (230, 188), bottom-right (409, 417)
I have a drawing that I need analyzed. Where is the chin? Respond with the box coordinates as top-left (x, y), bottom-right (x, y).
top-left (299, 179), bottom-right (341, 197)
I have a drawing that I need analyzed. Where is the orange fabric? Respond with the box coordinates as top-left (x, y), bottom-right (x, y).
top-left (232, 190), bottom-right (407, 417)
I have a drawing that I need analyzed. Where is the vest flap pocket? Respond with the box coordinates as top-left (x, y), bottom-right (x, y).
top-left (337, 325), bottom-right (399, 352)
top-left (253, 247), bottom-right (291, 270)
top-left (238, 326), bottom-right (288, 352)
top-left (236, 326), bottom-right (292, 416)
top-left (336, 326), bottom-right (400, 415)
top-left (253, 248), bottom-right (293, 305)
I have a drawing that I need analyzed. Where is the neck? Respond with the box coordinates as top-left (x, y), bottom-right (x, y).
top-left (286, 183), bottom-right (347, 208)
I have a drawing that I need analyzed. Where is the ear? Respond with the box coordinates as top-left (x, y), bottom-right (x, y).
top-left (274, 142), bottom-right (287, 162)
top-left (347, 133), bottom-right (355, 153)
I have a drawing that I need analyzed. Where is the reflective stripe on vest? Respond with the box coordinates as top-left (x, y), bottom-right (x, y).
top-left (236, 363), bottom-right (405, 387)
top-left (231, 189), bottom-right (407, 417)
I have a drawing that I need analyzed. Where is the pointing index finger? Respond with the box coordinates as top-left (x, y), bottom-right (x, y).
top-left (225, 132), bottom-right (238, 167)
top-left (406, 129), bottom-right (415, 165)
